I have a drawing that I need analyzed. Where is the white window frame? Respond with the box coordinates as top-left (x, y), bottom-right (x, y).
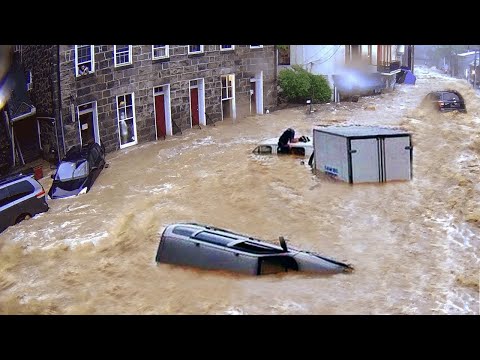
top-left (26, 70), bottom-right (32, 91)
top-left (250, 45), bottom-right (263, 49)
top-left (152, 45), bottom-right (169, 60)
top-left (220, 45), bottom-right (235, 51)
top-left (75, 45), bottom-right (95, 77)
top-left (114, 45), bottom-right (132, 67)
top-left (14, 45), bottom-right (22, 52)
top-left (188, 45), bottom-right (204, 54)
top-left (221, 74), bottom-right (234, 100)
top-left (116, 93), bottom-right (138, 149)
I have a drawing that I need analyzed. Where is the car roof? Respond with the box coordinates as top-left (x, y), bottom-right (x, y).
top-left (0, 173), bottom-right (35, 187)
top-left (63, 142), bottom-right (99, 162)
top-left (258, 137), bottom-right (313, 148)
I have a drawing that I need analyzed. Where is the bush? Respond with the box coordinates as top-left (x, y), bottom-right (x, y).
top-left (278, 65), bottom-right (332, 103)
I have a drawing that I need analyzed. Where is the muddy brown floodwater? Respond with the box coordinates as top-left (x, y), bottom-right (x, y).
top-left (0, 66), bottom-right (478, 314)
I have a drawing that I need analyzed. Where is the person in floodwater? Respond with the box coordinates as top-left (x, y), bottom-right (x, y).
top-left (277, 128), bottom-right (300, 154)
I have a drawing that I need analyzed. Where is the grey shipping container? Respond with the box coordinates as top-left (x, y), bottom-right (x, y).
top-left (312, 126), bottom-right (412, 183)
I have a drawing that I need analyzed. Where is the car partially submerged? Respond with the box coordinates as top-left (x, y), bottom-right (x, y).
top-left (422, 90), bottom-right (467, 113)
top-left (252, 137), bottom-right (314, 157)
top-left (155, 223), bottom-right (353, 276)
top-left (48, 142), bottom-right (106, 199)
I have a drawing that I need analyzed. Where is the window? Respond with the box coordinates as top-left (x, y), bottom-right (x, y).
top-left (250, 45), bottom-right (263, 49)
top-left (7, 181), bottom-right (34, 202)
top-left (253, 145), bottom-right (272, 154)
top-left (188, 45), bottom-right (204, 54)
top-left (278, 46), bottom-right (290, 65)
top-left (26, 70), bottom-right (32, 91)
top-left (0, 187), bottom-right (10, 207)
top-left (116, 93), bottom-right (137, 148)
top-left (55, 161), bottom-right (89, 181)
top-left (152, 45), bottom-right (169, 59)
top-left (232, 241), bottom-right (284, 255)
top-left (193, 231), bottom-right (236, 246)
top-left (377, 45), bottom-right (392, 66)
top-left (75, 45), bottom-right (95, 77)
top-left (14, 45), bottom-right (22, 53)
top-left (172, 226), bottom-right (197, 237)
top-left (220, 45), bottom-right (234, 51)
top-left (221, 74), bottom-right (234, 100)
top-left (114, 45), bottom-right (132, 67)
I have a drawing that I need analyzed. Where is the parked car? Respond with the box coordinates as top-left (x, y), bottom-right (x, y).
top-left (48, 142), bottom-right (106, 199)
top-left (155, 223), bottom-right (353, 276)
top-left (252, 137), bottom-right (314, 157)
top-left (422, 90), bottom-right (467, 113)
top-left (0, 173), bottom-right (49, 233)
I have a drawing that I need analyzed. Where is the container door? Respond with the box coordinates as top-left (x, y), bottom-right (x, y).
top-left (350, 138), bottom-right (380, 183)
top-left (384, 136), bottom-right (411, 181)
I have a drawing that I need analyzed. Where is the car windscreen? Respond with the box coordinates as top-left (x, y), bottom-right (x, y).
top-left (55, 161), bottom-right (89, 181)
top-left (442, 92), bottom-right (460, 102)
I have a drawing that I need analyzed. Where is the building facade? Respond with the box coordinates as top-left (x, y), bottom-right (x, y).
top-left (278, 45), bottom-right (415, 101)
top-left (4, 45), bottom-right (277, 166)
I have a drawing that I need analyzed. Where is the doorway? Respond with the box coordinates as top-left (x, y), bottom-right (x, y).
top-left (189, 79), bottom-right (206, 127)
top-left (153, 85), bottom-right (172, 139)
top-left (78, 102), bottom-right (99, 146)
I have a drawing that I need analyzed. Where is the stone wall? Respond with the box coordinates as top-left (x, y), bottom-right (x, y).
top-left (58, 45), bottom-right (277, 154)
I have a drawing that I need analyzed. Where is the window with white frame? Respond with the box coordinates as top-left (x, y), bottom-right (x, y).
top-left (220, 45), bottom-right (234, 51)
top-left (116, 93), bottom-right (137, 148)
top-left (14, 45), bottom-right (22, 52)
top-left (26, 70), bottom-right (32, 91)
top-left (114, 45), bottom-right (132, 67)
top-left (75, 45), bottom-right (95, 77)
top-left (221, 74), bottom-right (234, 100)
top-left (188, 45), bottom-right (204, 54)
top-left (250, 45), bottom-right (263, 49)
top-left (152, 45), bottom-right (169, 59)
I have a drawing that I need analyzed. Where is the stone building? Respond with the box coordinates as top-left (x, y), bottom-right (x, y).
top-left (2, 45), bottom-right (277, 166)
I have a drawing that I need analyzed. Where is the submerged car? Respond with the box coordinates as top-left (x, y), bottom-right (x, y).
top-left (48, 142), bottom-right (106, 199)
top-left (155, 223), bottom-right (353, 276)
top-left (252, 137), bottom-right (314, 157)
top-left (0, 173), bottom-right (49, 233)
top-left (422, 90), bottom-right (467, 113)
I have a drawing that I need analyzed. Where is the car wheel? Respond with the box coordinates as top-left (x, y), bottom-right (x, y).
top-left (15, 214), bottom-right (31, 224)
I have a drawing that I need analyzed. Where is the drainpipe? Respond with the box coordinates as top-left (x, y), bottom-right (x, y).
top-left (274, 45), bottom-right (279, 109)
top-left (56, 45), bottom-right (66, 159)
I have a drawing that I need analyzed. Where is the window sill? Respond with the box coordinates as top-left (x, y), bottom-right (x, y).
top-left (152, 57), bottom-right (170, 63)
top-left (188, 52), bottom-right (205, 57)
top-left (75, 72), bottom-right (96, 80)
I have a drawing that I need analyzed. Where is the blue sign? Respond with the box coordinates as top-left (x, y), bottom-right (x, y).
top-left (324, 165), bottom-right (339, 176)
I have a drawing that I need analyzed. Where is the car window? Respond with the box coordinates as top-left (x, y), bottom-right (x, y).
top-left (232, 241), bottom-right (284, 254)
top-left (193, 231), bottom-right (237, 246)
top-left (0, 187), bottom-right (10, 207)
top-left (442, 92), bottom-right (460, 102)
top-left (55, 161), bottom-right (89, 181)
top-left (253, 145), bottom-right (273, 154)
top-left (172, 226), bottom-right (197, 237)
top-left (7, 180), bottom-right (34, 202)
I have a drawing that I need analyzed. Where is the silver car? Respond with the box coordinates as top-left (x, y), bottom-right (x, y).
top-left (155, 223), bottom-right (353, 276)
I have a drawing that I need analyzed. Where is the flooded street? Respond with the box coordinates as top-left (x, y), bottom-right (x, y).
top-left (0, 66), bottom-right (478, 314)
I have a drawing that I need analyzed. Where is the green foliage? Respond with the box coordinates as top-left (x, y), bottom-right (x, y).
top-left (278, 65), bottom-right (331, 103)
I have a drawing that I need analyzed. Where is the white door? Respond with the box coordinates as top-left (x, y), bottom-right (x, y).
top-left (350, 138), bottom-right (380, 183)
top-left (384, 136), bottom-right (411, 181)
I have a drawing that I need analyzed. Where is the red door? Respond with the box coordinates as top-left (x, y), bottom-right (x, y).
top-left (190, 88), bottom-right (199, 126)
top-left (155, 94), bottom-right (166, 138)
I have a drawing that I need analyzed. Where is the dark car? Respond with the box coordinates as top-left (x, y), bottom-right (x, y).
top-left (422, 90), bottom-right (467, 113)
top-left (48, 142), bottom-right (106, 199)
top-left (155, 223), bottom-right (354, 276)
top-left (0, 173), bottom-right (49, 233)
